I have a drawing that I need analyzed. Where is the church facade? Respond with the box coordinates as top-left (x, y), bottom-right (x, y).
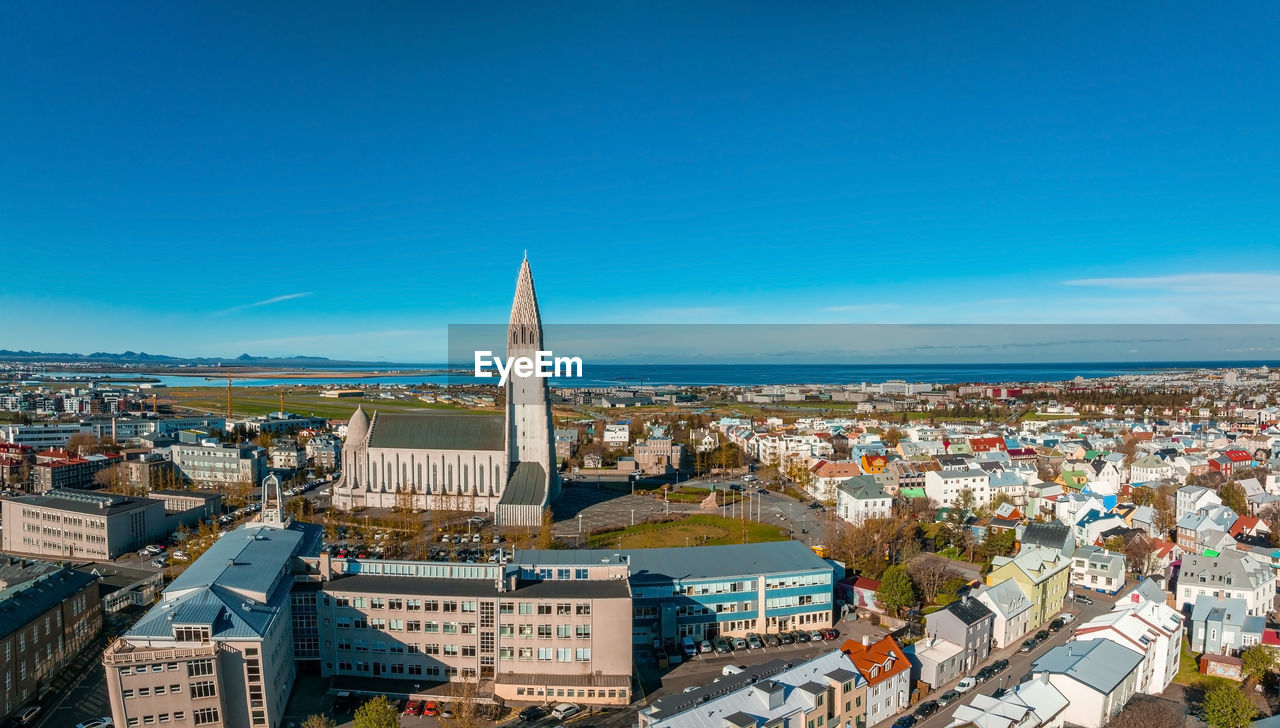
top-left (331, 257), bottom-right (560, 526)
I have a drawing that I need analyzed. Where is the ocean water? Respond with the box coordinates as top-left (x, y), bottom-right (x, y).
top-left (44, 359), bottom-right (1275, 388)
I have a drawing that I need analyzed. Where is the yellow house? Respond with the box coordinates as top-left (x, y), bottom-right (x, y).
top-left (986, 545), bottom-right (1070, 628)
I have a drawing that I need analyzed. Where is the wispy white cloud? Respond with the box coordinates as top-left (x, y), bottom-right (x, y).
top-left (1064, 273), bottom-right (1280, 292)
top-left (215, 292), bottom-right (313, 315)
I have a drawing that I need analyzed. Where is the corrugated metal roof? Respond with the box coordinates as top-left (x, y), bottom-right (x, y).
top-left (0, 567), bottom-right (98, 641)
top-left (1032, 640), bottom-right (1143, 694)
top-left (367, 412), bottom-right (504, 451)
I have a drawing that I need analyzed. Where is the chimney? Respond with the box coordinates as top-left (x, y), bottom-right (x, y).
top-left (1130, 591), bottom-right (1140, 604)
top-left (861, 634), bottom-right (870, 648)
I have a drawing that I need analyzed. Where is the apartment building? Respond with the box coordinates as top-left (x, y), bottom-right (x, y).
top-left (312, 554), bottom-right (634, 705)
top-left (0, 558), bottom-right (102, 723)
top-left (923, 468), bottom-right (991, 508)
top-left (1, 489), bottom-right (168, 559)
top-left (516, 541), bottom-right (836, 644)
top-left (0, 422), bottom-right (93, 449)
top-left (172, 442), bottom-right (266, 486)
top-left (33, 451), bottom-right (123, 490)
top-left (104, 522), bottom-right (316, 728)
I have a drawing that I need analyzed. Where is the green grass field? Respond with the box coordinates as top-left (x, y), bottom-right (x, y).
top-left (164, 386), bottom-right (493, 420)
top-left (584, 514), bottom-right (788, 549)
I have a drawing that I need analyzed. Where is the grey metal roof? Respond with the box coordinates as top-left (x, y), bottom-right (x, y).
top-left (516, 540), bottom-right (830, 583)
top-left (937, 596), bottom-right (994, 626)
top-left (4, 488), bottom-right (161, 516)
top-left (1019, 521), bottom-right (1072, 550)
top-left (367, 412), bottom-right (505, 451)
top-left (166, 524), bottom-right (303, 601)
top-left (1032, 640), bottom-right (1143, 694)
top-left (0, 566), bottom-right (98, 641)
top-left (837, 474), bottom-right (889, 501)
top-left (500, 461), bottom-right (548, 507)
top-left (323, 573), bottom-right (629, 600)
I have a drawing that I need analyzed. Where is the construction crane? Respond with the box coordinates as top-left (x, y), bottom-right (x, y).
top-left (200, 373), bottom-right (234, 418)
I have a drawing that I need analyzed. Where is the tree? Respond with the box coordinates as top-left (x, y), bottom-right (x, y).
top-left (1241, 644), bottom-right (1277, 685)
top-left (1219, 481), bottom-right (1249, 517)
top-left (1106, 695), bottom-right (1186, 728)
top-left (301, 716), bottom-right (337, 728)
top-left (934, 575), bottom-right (970, 607)
top-left (1103, 535), bottom-right (1125, 552)
top-left (1124, 535), bottom-right (1158, 577)
top-left (882, 427), bottom-right (904, 448)
top-left (536, 507), bottom-right (556, 549)
top-left (1202, 682), bottom-right (1256, 728)
top-left (874, 565), bottom-right (917, 617)
top-left (352, 695), bottom-right (401, 728)
top-left (438, 677), bottom-right (482, 728)
top-left (907, 556), bottom-right (953, 604)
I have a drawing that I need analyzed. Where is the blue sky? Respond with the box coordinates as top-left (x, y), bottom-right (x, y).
top-left (3, 2), bottom-right (1279, 362)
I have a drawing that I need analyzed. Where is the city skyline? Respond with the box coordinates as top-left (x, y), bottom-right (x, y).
top-left (4, 2), bottom-right (1279, 361)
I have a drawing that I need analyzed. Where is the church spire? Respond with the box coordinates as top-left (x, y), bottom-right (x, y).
top-left (508, 256), bottom-right (543, 351)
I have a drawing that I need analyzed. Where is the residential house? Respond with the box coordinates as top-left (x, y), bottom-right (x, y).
top-left (945, 676), bottom-right (1069, 728)
top-left (1070, 546), bottom-right (1127, 596)
top-left (1176, 504), bottom-right (1239, 554)
top-left (914, 597), bottom-right (993, 688)
top-left (1031, 640), bottom-right (1144, 728)
top-left (835, 475), bottom-right (893, 526)
top-left (1188, 596), bottom-right (1264, 655)
top-left (1073, 586), bottom-right (1183, 695)
top-left (1176, 485), bottom-right (1221, 523)
top-left (637, 649), bottom-right (868, 728)
top-left (1020, 521), bottom-right (1075, 557)
top-left (974, 578), bottom-right (1034, 649)
top-left (810, 460), bottom-right (864, 502)
top-left (1130, 454), bottom-right (1174, 483)
top-left (987, 546), bottom-right (1071, 629)
top-left (923, 468), bottom-right (991, 509)
top-left (840, 636), bottom-right (911, 728)
top-left (1175, 551), bottom-right (1276, 616)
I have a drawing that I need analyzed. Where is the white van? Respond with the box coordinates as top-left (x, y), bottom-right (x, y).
top-left (722, 664), bottom-right (744, 676)
top-left (681, 636), bottom-right (697, 659)
top-left (550, 703), bottom-right (581, 720)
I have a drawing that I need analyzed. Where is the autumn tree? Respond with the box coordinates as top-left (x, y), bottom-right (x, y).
top-left (935, 576), bottom-right (970, 607)
top-left (875, 565), bottom-right (917, 617)
top-left (1125, 535), bottom-right (1159, 577)
top-left (536, 507), bottom-right (556, 549)
top-left (1219, 481), bottom-right (1249, 516)
top-left (907, 556), bottom-right (953, 604)
top-left (438, 676), bottom-right (483, 728)
top-left (1106, 695), bottom-right (1186, 728)
top-left (882, 427), bottom-right (904, 448)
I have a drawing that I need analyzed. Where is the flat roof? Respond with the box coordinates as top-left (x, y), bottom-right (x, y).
top-left (2, 488), bottom-right (161, 516)
top-left (516, 540), bottom-right (831, 583)
top-left (324, 573), bottom-right (630, 600)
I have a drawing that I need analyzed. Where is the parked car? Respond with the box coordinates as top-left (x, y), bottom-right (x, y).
top-left (404, 700), bottom-right (424, 716)
top-left (550, 703), bottom-right (581, 720)
top-left (794, 630), bottom-right (810, 643)
top-left (331, 691), bottom-right (354, 714)
top-left (1073, 593), bottom-right (1094, 605)
top-left (1019, 638), bottom-right (1037, 653)
top-left (1059, 612), bottom-right (1076, 624)
top-left (713, 637), bottom-right (731, 653)
top-left (423, 701), bottom-right (439, 717)
top-left (746, 633), bottom-right (763, 649)
top-left (807, 630), bottom-right (824, 642)
top-left (699, 639), bottom-right (714, 653)
top-left (440, 707), bottom-right (454, 719)
top-left (778, 631), bottom-right (795, 644)
top-left (955, 676), bottom-right (978, 693)
top-left (976, 665), bottom-right (996, 681)
top-left (150, 557), bottom-right (168, 568)
top-left (16, 706), bottom-right (42, 726)
top-left (938, 690), bottom-right (960, 706)
top-left (1035, 630), bottom-right (1050, 642)
top-left (892, 717), bottom-right (917, 728)
top-left (993, 658), bottom-right (1009, 672)
top-left (821, 627), bottom-right (839, 640)
top-left (913, 700), bottom-right (938, 718)
top-left (764, 633), bottom-right (780, 647)
top-left (75, 719), bottom-right (113, 728)
top-left (519, 706), bottom-right (548, 722)
top-left (1048, 617), bottom-right (1065, 632)
top-left (731, 637), bottom-right (748, 650)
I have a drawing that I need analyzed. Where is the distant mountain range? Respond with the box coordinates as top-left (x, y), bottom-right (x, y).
top-left (0, 350), bottom-right (406, 368)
